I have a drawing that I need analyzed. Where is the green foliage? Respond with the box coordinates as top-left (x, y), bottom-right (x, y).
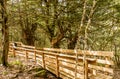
top-left (10, 60), bottom-right (22, 66)
top-left (34, 70), bottom-right (46, 77)
top-left (2, 71), bottom-right (8, 75)
top-left (5, 0), bottom-right (118, 50)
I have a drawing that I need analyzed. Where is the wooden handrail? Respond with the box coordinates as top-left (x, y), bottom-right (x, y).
top-left (39, 48), bottom-right (113, 57)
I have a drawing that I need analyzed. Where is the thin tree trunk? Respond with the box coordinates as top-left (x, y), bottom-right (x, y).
top-left (1, 0), bottom-right (9, 67)
top-left (74, 0), bottom-right (87, 78)
top-left (74, 0), bottom-right (97, 78)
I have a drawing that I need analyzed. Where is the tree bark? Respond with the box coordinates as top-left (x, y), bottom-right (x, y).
top-left (1, 0), bottom-right (9, 66)
top-left (21, 23), bottom-right (37, 46)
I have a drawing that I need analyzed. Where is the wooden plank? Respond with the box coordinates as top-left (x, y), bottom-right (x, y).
top-left (90, 73), bottom-right (113, 79)
top-left (42, 53), bottom-right (45, 68)
top-left (45, 54), bottom-right (56, 59)
top-left (59, 60), bottom-right (84, 72)
top-left (44, 58), bottom-right (56, 62)
top-left (45, 61), bottom-right (56, 67)
top-left (34, 50), bottom-right (36, 63)
top-left (84, 51), bottom-right (113, 57)
top-left (59, 61), bottom-right (75, 68)
top-left (59, 69), bottom-right (74, 79)
top-left (44, 57), bottom-right (56, 63)
top-left (25, 50), bottom-right (28, 61)
top-left (40, 48), bottom-right (113, 57)
top-left (35, 50), bottom-right (58, 56)
top-left (36, 54), bottom-right (42, 58)
top-left (59, 67), bottom-right (84, 79)
top-left (88, 64), bottom-right (113, 74)
top-left (59, 55), bottom-right (96, 64)
top-left (59, 57), bottom-right (76, 64)
top-left (45, 65), bottom-right (56, 74)
top-left (14, 47), bottom-right (25, 51)
top-left (22, 45), bottom-right (35, 49)
top-left (96, 59), bottom-right (114, 65)
top-left (16, 52), bottom-right (26, 56)
top-left (17, 53), bottom-right (25, 56)
top-left (36, 58), bottom-right (42, 62)
top-left (59, 64), bottom-right (83, 74)
top-left (13, 48), bottom-right (16, 57)
top-left (56, 55), bottom-right (59, 77)
top-left (28, 52), bottom-right (34, 56)
top-left (12, 45), bottom-right (114, 57)
top-left (85, 60), bottom-right (88, 79)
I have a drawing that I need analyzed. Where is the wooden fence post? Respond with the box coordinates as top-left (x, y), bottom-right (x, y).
top-left (34, 50), bottom-right (36, 64)
top-left (13, 48), bottom-right (16, 57)
top-left (92, 60), bottom-right (97, 76)
top-left (85, 60), bottom-right (88, 79)
top-left (105, 56), bottom-right (110, 67)
top-left (56, 55), bottom-right (59, 77)
top-left (105, 56), bottom-right (110, 75)
top-left (25, 50), bottom-right (28, 61)
top-left (42, 53), bottom-right (45, 68)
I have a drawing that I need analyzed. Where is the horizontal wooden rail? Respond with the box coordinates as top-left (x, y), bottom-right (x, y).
top-left (9, 42), bottom-right (114, 79)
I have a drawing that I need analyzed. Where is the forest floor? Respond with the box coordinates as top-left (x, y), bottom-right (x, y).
top-left (0, 56), bottom-right (58, 79)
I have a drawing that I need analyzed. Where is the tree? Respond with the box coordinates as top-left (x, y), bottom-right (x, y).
top-left (0, 0), bottom-right (9, 66)
top-left (18, 0), bottom-right (38, 46)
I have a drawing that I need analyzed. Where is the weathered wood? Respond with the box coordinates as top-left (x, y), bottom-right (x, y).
top-left (25, 50), bottom-right (28, 61)
top-left (34, 50), bottom-right (36, 64)
top-left (46, 65), bottom-right (56, 74)
top-left (45, 61), bottom-right (56, 68)
top-left (13, 48), bottom-right (16, 57)
top-left (22, 45), bottom-right (35, 49)
top-left (44, 57), bottom-right (56, 64)
top-left (59, 67), bottom-right (74, 79)
top-left (42, 53), bottom-right (45, 68)
top-left (56, 55), bottom-right (59, 77)
top-left (85, 60), bottom-right (88, 79)
top-left (88, 64), bottom-right (113, 74)
top-left (41, 48), bottom-right (113, 57)
top-left (9, 43), bottom-right (114, 79)
top-left (96, 59), bottom-right (114, 65)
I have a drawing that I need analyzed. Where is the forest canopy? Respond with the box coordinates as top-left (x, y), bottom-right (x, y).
top-left (0, 0), bottom-right (119, 51)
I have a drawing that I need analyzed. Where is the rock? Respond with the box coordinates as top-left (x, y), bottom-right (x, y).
top-left (46, 73), bottom-right (57, 79)
top-left (27, 67), bottom-right (43, 73)
top-left (32, 70), bottom-right (47, 77)
top-left (9, 74), bottom-right (18, 79)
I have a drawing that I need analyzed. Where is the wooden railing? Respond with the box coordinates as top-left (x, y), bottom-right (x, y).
top-left (9, 42), bottom-right (114, 79)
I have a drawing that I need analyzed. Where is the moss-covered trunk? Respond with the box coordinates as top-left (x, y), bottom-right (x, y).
top-left (1, 0), bottom-right (9, 66)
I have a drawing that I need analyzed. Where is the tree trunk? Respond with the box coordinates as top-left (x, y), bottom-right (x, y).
top-left (68, 33), bottom-right (78, 49)
top-left (1, 0), bottom-right (9, 66)
top-left (21, 23), bottom-right (37, 46)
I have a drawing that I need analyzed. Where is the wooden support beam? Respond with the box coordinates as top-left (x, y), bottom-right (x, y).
top-left (13, 48), bottom-right (16, 57)
top-left (56, 55), bottom-right (59, 77)
top-left (34, 50), bottom-right (36, 64)
top-left (84, 60), bottom-right (88, 79)
top-left (25, 50), bottom-right (28, 61)
top-left (42, 53), bottom-right (45, 68)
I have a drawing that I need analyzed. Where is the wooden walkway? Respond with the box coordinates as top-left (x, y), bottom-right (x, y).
top-left (9, 42), bottom-right (114, 79)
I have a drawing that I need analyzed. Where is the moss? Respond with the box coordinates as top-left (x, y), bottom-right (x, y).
top-left (34, 70), bottom-right (46, 77)
top-left (10, 60), bottom-right (22, 66)
top-left (28, 67), bottom-right (43, 73)
top-left (2, 71), bottom-right (8, 75)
